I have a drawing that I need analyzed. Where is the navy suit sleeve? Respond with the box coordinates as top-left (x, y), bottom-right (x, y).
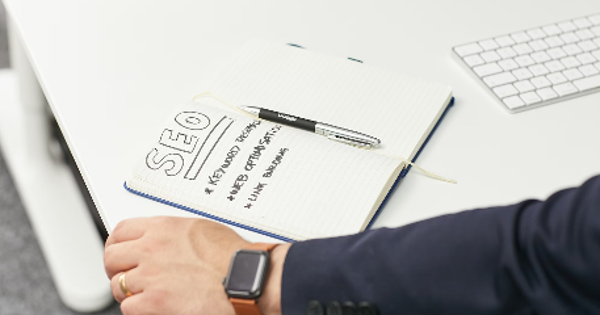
top-left (281, 175), bottom-right (600, 315)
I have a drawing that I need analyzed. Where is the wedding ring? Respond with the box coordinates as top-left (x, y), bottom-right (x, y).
top-left (119, 272), bottom-right (133, 297)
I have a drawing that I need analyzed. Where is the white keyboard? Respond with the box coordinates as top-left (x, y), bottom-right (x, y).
top-left (453, 13), bottom-right (600, 113)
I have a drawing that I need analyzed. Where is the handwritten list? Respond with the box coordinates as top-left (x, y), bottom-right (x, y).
top-left (129, 95), bottom-right (403, 240)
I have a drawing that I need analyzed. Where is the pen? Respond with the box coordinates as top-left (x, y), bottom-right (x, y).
top-left (239, 105), bottom-right (381, 148)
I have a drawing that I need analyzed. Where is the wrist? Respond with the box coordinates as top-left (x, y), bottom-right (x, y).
top-left (259, 243), bottom-right (290, 315)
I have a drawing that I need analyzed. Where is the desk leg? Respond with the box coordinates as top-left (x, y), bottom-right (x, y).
top-left (0, 17), bottom-right (113, 312)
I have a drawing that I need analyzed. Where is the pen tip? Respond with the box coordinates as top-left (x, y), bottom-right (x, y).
top-left (238, 105), bottom-right (260, 117)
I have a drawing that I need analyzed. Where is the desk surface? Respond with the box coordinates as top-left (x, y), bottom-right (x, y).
top-left (5, 0), bottom-right (600, 241)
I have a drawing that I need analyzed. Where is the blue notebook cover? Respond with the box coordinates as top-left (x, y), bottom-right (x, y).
top-left (124, 97), bottom-right (454, 243)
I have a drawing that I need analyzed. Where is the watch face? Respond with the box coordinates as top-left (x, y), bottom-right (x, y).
top-left (224, 250), bottom-right (269, 298)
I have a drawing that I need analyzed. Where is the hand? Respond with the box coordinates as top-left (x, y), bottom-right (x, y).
top-left (104, 217), bottom-right (288, 315)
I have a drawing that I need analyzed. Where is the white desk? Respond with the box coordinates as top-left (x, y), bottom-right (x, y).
top-left (3, 0), bottom-right (600, 311)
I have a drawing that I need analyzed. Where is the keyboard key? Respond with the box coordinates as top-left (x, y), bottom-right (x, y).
top-left (495, 35), bottom-right (516, 47)
top-left (528, 39), bottom-right (549, 51)
top-left (578, 40), bottom-right (598, 52)
top-left (520, 91), bottom-right (542, 105)
top-left (553, 82), bottom-right (579, 96)
top-left (493, 84), bottom-right (519, 98)
top-left (594, 38), bottom-right (600, 48)
top-left (563, 68), bottom-right (584, 80)
top-left (529, 64), bottom-right (550, 76)
top-left (484, 72), bottom-right (517, 87)
top-left (464, 54), bottom-right (485, 67)
top-left (547, 72), bottom-right (568, 84)
top-left (546, 47), bottom-right (567, 59)
top-left (531, 51), bottom-right (551, 63)
top-left (595, 62), bottom-right (600, 72)
top-left (589, 14), bottom-right (600, 26)
top-left (576, 53), bottom-right (596, 65)
top-left (575, 29), bottom-right (595, 40)
top-left (579, 65), bottom-right (599, 76)
top-left (498, 58), bottom-right (519, 71)
top-left (479, 39), bottom-right (500, 51)
top-left (560, 56), bottom-right (581, 68)
top-left (474, 63), bottom-right (503, 77)
top-left (527, 28), bottom-right (547, 39)
top-left (536, 87), bottom-right (559, 100)
top-left (562, 44), bottom-right (583, 56)
top-left (531, 76), bottom-right (552, 88)
top-left (511, 32), bottom-right (531, 43)
top-left (544, 60), bottom-right (566, 72)
top-left (513, 68), bottom-right (534, 80)
top-left (543, 24), bottom-right (563, 36)
top-left (455, 43), bottom-right (484, 57)
top-left (503, 95), bottom-right (526, 109)
top-left (591, 26), bottom-right (600, 36)
top-left (560, 32), bottom-right (580, 44)
top-left (514, 80), bottom-right (536, 92)
top-left (480, 51), bottom-right (502, 63)
top-left (558, 21), bottom-right (577, 32)
top-left (513, 43), bottom-right (533, 55)
top-left (497, 47), bottom-right (518, 59)
top-left (573, 18), bottom-right (592, 29)
top-left (544, 36), bottom-right (565, 48)
top-left (515, 55), bottom-right (536, 67)
top-left (592, 50), bottom-right (600, 60)
top-left (573, 74), bottom-right (600, 91)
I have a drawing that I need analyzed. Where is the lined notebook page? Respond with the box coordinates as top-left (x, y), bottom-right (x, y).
top-left (128, 96), bottom-right (402, 241)
top-left (210, 39), bottom-right (453, 161)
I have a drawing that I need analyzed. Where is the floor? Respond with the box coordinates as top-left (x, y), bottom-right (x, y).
top-left (0, 4), bottom-right (121, 315)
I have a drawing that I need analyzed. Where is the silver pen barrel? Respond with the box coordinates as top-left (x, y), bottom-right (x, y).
top-left (315, 123), bottom-right (381, 148)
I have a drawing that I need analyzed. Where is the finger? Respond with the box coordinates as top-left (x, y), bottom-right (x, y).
top-left (120, 292), bottom-right (152, 315)
top-left (110, 269), bottom-right (144, 304)
top-left (104, 241), bottom-right (141, 279)
top-left (106, 218), bottom-right (149, 247)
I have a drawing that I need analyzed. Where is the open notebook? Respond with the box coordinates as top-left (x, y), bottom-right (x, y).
top-left (125, 40), bottom-right (454, 241)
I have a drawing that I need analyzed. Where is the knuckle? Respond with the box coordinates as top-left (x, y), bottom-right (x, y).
top-left (140, 263), bottom-right (160, 278)
top-left (103, 251), bottom-right (115, 275)
top-left (103, 246), bottom-right (118, 267)
top-left (154, 216), bottom-right (187, 230)
top-left (139, 243), bottom-right (152, 255)
top-left (151, 216), bottom-right (170, 226)
top-left (146, 289), bottom-right (168, 310)
top-left (112, 220), bottom-right (127, 235)
top-left (144, 235), bottom-right (169, 253)
top-left (140, 240), bottom-right (159, 255)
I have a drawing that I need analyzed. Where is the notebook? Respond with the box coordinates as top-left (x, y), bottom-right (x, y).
top-left (125, 39), bottom-right (454, 242)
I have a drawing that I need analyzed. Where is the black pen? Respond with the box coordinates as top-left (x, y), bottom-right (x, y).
top-left (239, 106), bottom-right (381, 148)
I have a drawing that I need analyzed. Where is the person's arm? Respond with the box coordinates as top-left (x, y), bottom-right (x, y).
top-left (281, 175), bottom-right (600, 314)
top-left (104, 175), bottom-right (600, 315)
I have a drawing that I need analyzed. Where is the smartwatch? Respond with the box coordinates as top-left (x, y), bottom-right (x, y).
top-left (223, 243), bottom-right (278, 315)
